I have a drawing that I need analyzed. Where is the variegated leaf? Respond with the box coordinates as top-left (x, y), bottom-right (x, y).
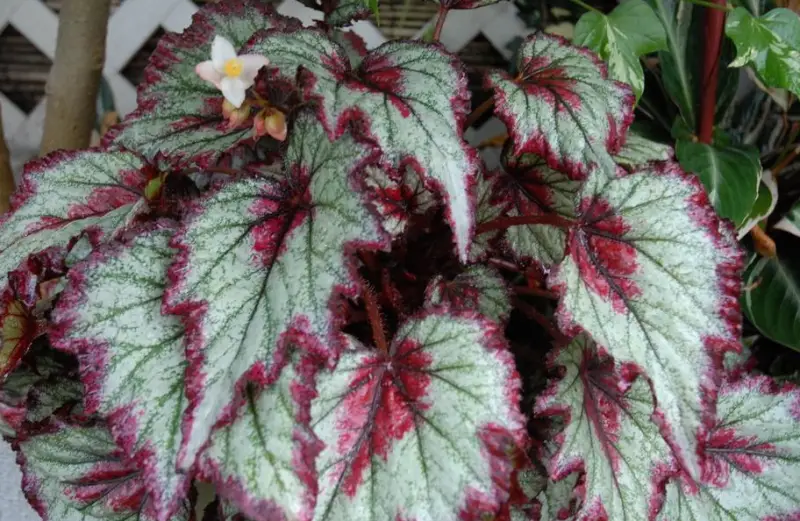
top-left (549, 163), bottom-right (742, 478)
top-left (495, 149), bottom-right (580, 267)
top-left (16, 422), bottom-right (190, 521)
top-left (166, 113), bottom-right (387, 470)
top-left (199, 352), bottom-right (321, 521)
top-left (0, 293), bottom-right (37, 378)
top-left (51, 224), bottom-right (188, 521)
top-left (311, 310), bottom-right (526, 521)
top-left (486, 33), bottom-right (634, 179)
top-left (364, 166), bottom-right (436, 238)
top-left (536, 473), bottom-right (580, 521)
top-left (425, 265), bottom-right (511, 323)
top-left (249, 32), bottom-right (479, 260)
top-left (0, 149), bottom-right (150, 297)
top-left (471, 168), bottom-right (505, 262)
top-left (109, 0), bottom-right (298, 166)
top-left (307, 0), bottom-right (371, 26)
top-left (656, 376), bottom-right (800, 520)
top-left (535, 336), bottom-right (673, 521)
top-left (614, 131), bottom-right (673, 167)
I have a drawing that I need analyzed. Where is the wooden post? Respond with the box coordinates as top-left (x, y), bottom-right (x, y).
top-left (40, 0), bottom-right (112, 154)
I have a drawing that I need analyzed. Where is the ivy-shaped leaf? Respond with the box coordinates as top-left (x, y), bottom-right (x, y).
top-left (363, 166), bottom-right (436, 239)
top-left (486, 33), bottom-right (634, 179)
top-left (15, 422), bottom-right (190, 521)
top-left (549, 164), bottom-right (743, 478)
top-left (656, 376), bottom-right (800, 520)
top-left (199, 352), bottom-right (321, 521)
top-left (165, 113), bottom-right (388, 470)
top-left (0, 149), bottom-right (151, 296)
top-left (109, 0), bottom-right (299, 166)
top-left (613, 131), bottom-right (673, 167)
top-left (51, 223), bottom-right (189, 521)
top-left (310, 310), bottom-right (526, 521)
top-left (494, 149), bottom-right (580, 267)
top-left (536, 336), bottom-right (673, 521)
top-left (726, 7), bottom-right (800, 98)
top-left (425, 265), bottom-right (511, 323)
top-left (249, 31), bottom-right (479, 260)
top-left (573, 0), bottom-right (667, 99)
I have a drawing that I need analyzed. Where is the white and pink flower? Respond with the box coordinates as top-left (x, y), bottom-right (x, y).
top-left (195, 35), bottom-right (269, 108)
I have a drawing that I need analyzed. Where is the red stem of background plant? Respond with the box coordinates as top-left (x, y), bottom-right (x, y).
top-left (432, 6), bottom-right (448, 43)
top-left (697, 0), bottom-right (726, 144)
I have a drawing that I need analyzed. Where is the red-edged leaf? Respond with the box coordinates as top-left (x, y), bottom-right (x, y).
top-left (15, 421), bottom-right (190, 521)
top-left (533, 472), bottom-right (580, 521)
top-left (165, 112), bottom-right (388, 470)
top-left (656, 376), bottom-right (800, 520)
top-left (51, 223), bottom-right (189, 521)
top-left (425, 265), bottom-right (511, 323)
top-left (471, 167), bottom-right (505, 262)
top-left (614, 131), bottom-right (673, 168)
top-left (108, 0), bottom-right (299, 166)
top-left (535, 336), bottom-right (674, 521)
top-left (549, 164), bottom-right (743, 478)
top-left (364, 166), bottom-right (436, 238)
top-left (199, 352), bottom-right (321, 521)
top-left (305, 0), bottom-right (372, 26)
top-left (249, 31), bottom-right (479, 260)
top-left (0, 149), bottom-right (151, 297)
top-left (486, 33), bottom-right (634, 179)
top-left (310, 309), bottom-right (526, 521)
top-left (494, 149), bottom-right (580, 267)
top-left (0, 294), bottom-right (36, 379)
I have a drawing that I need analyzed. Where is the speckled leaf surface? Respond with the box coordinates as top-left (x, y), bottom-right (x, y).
top-left (425, 265), bottom-right (511, 324)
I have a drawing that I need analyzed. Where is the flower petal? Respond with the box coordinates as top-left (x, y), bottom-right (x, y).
top-left (220, 76), bottom-right (247, 108)
top-left (239, 54), bottom-right (270, 84)
top-left (211, 35), bottom-right (238, 72)
top-left (195, 61), bottom-right (223, 88)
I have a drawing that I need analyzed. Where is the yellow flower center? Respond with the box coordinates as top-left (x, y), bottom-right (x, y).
top-left (223, 58), bottom-right (243, 77)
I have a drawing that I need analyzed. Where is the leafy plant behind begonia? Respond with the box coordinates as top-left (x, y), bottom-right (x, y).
top-left (1, 1), bottom-right (799, 521)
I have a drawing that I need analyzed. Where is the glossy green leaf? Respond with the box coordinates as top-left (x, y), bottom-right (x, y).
top-left (574, 0), bottom-right (666, 99)
top-left (775, 200), bottom-right (800, 237)
top-left (726, 7), bottom-right (800, 98)
top-left (738, 170), bottom-right (778, 239)
top-left (675, 137), bottom-right (761, 225)
top-left (742, 255), bottom-right (800, 351)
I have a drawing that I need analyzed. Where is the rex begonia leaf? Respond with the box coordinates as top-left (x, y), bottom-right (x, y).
top-left (0, 149), bottom-right (151, 296)
top-left (15, 421), bottom-right (190, 521)
top-left (429, 0), bottom-right (503, 10)
top-left (656, 375), bottom-right (800, 520)
top-left (304, 0), bottom-right (371, 26)
top-left (165, 112), bottom-right (387, 470)
top-left (310, 310), bottom-right (526, 521)
top-left (364, 166), bottom-right (436, 239)
top-left (486, 33), bottom-right (635, 179)
top-left (199, 352), bottom-right (320, 521)
top-left (471, 168), bottom-right (504, 262)
top-left (613, 131), bottom-right (673, 168)
top-left (50, 223), bottom-right (189, 521)
top-left (549, 163), bottom-right (743, 478)
top-left (1, 293), bottom-right (37, 379)
top-left (109, 0), bottom-right (299, 166)
top-left (425, 265), bottom-right (511, 324)
top-left (725, 7), bottom-right (800, 98)
top-left (495, 149), bottom-right (580, 267)
top-left (249, 32), bottom-right (478, 260)
top-left (535, 335), bottom-right (673, 521)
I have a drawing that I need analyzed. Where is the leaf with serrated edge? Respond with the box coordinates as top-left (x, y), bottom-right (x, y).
top-left (15, 422), bottom-right (190, 521)
top-left (109, 0), bottom-right (298, 166)
top-left (321, 0), bottom-right (371, 26)
top-left (311, 310), bottom-right (526, 521)
top-left (535, 473), bottom-right (580, 521)
top-left (199, 352), bottom-right (321, 521)
top-left (248, 32), bottom-right (478, 260)
top-left (425, 265), bottom-right (511, 323)
top-left (471, 168), bottom-right (504, 262)
top-left (614, 131), bottom-right (673, 167)
top-left (656, 375), bottom-right (800, 520)
top-left (549, 163), bottom-right (742, 478)
top-left (51, 223), bottom-right (189, 521)
top-left (536, 336), bottom-right (673, 521)
top-left (0, 293), bottom-right (36, 378)
top-left (486, 33), bottom-right (634, 179)
top-left (0, 149), bottom-right (149, 296)
top-left (166, 112), bottom-right (388, 470)
top-left (495, 149), bottom-right (580, 267)
top-left (364, 165), bottom-right (436, 239)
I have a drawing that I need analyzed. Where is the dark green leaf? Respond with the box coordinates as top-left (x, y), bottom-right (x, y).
top-left (743, 255), bottom-right (800, 351)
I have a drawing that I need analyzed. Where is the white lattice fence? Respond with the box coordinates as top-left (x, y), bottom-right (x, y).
top-left (1, 0), bottom-right (530, 168)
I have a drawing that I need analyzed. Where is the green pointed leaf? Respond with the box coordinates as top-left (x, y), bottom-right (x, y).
top-left (614, 131), bottom-right (673, 167)
top-left (536, 336), bottom-right (673, 521)
top-left (51, 224), bottom-right (189, 521)
top-left (16, 422), bottom-right (190, 521)
top-left (165, 113), bottom-right (387, 471)
top-left (676, 137), bottom-right (761, 226)
top-left (549, 164), bottom-right (743, 478)
top-left (310, 310), bottom-right (526, 521)
top-left (574, 0), bottom-right (666, 99)
top-left (775, 199), bottom-right (800, 237)
top-left (738, 170), bottom-right (778, 239)
top-left (726, 7), bottom-right (800, 98)
top-left (657, 375), bottom-right (800, 520)
top-left (742, 255), bottom-right (800, 351)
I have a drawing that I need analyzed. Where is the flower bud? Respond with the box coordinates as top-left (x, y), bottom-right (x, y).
top-left (253, 109), bottom-right (287, 142)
